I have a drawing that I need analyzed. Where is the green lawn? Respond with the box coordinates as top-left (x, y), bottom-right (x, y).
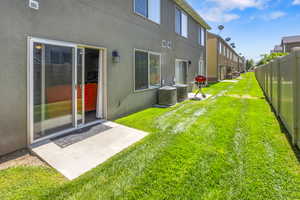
top-left (1, 73), bottom-right (300, 200)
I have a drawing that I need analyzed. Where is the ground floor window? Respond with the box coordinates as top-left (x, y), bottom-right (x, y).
top-left (135, 49), bottom-right (161, 91)
top-left (175, 59), bottom-right (188, 84)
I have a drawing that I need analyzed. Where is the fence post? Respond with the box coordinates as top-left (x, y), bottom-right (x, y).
top-left (277, 58), bottom-right (281, 117)
top-left (270, 61), bottom-right (273, 102)
top-left (294, 50), bottom-right (300, 148)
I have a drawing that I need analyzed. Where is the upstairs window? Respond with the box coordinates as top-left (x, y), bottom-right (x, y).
top-left (134, 0), bottom-right (161, 24)
top-left (175, 8), bottom-right (181, 35)
top-left (175, 7), bottom-right (188, 38)
top-left (199, 27), bottom-right (205, 46)
top-left (219, 42), bottom-right (222, 54)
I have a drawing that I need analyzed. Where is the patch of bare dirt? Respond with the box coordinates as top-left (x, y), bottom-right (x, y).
top-left (226, 94), bottom-right (260, 99)
top-left (0, 149), bottom-right (47, 170)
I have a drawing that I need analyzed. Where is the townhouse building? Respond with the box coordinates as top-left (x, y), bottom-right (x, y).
top-left (281, 36), bottom-right (300, 53)
top-left (238, 56), bottom-right (246, 73)
top-left (271, 35), bottom-right (300, 53)
top-left (207, 32), bottom-right (242, 82)
top-left (0, 0), bottom-right (210, 156)
top-left (271, 45), bottom-right (283, 53)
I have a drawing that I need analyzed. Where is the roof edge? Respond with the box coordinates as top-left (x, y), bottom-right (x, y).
top-left (173, 0), bottom-right (211, 30)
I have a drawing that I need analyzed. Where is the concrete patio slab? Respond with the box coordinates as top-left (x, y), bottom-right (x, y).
top-left (31, 121), bottom-right (148, 180)
top-left (221, 80), bottom-right (239, 83)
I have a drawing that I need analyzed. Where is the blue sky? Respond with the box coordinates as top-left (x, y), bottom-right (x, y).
top-left (187, 0), bottom-right (300, 61)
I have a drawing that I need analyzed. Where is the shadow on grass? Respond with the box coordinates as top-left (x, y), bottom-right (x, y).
top-left (205, 82), bottom-right (219, 88)
top-left (257, 81), bottom-right (300, 163)
top-left (278, 115), bottom-right (300, 164)
top-left (266, 97), bottom-right (300, 164)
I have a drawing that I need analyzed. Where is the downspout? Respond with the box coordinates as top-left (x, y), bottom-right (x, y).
top-left (205, 30), bottom-right (208, 85)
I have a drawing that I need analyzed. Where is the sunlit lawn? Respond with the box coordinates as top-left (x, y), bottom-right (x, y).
top-left (1, 73), bottom-right (300, 200)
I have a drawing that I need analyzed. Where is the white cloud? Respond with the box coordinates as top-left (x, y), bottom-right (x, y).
top-left (262, 11), bottom-right (286, 20)
top-left (250, 11), bottom-right (287, 21)
top-left (207, 0), bottom-right (262, 10)
top-left (268, 11), bottom-right (286, 19)
top-left (199, 7), bottom-right (240, 23)
top-left (293, 0), bottom-right (300, 5)
top-left (198, 0), bottom-right (270, 23)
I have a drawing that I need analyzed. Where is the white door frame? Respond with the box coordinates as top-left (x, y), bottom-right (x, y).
top-left (175, 59), bottom-right (189, 84)
top-left (198, 59), bottom-right (205, 75)
top-left (27, 37), bottom-right (108, 145)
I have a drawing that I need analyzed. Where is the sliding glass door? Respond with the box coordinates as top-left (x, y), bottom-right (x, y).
top-left (30, 39), bottom-right (86, 141)
top-left (33, 42), bottom-right (74, 140)
top-left (175, 60), bottom-right (188, 85)
top-left (29, 38), bottom-right (105, 143)
top-left (77, 48), bottom-right (85, 126)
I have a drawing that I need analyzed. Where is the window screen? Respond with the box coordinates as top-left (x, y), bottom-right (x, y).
top-left (135, 51), bottom-right (149, 90)
top-left (198, 27), bottom-right (202, 45)
top-left (148, 0), bottom-right (160, 24)
top-left (134, 0), bottom-right (147, 17)
top-left (201, 28), bottom-right (205, 46)
top-left (150, 54), bottom-right (161, 87)
top-left (135, 0), bottom-right (160, 24)
top-left (181, 12), bottom-right (188, 38)
top-left (175, 8), bottom-right (181, 35)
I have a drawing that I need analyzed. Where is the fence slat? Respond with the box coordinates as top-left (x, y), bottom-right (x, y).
top-left (255, 51), bottom-right (300, 148)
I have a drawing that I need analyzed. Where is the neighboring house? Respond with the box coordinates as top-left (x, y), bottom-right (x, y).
top-left (271, 45), bottom-right (283, 53)
top-left (207, 32), bottom-right (242, 82)
top-left (238, 57), bottom-right (246, 73)
top-left (0, 0), bottom-right (210, 156)
top-left (281, 35), bottom-right (300, 53)
top-left (270, 35), bottom-right (300, 54)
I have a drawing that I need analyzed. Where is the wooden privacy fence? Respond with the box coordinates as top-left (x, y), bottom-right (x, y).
top-left (255, 50), bottom-right (300, 148)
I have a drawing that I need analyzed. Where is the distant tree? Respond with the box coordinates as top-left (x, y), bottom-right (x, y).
top-left (246, 59), bottom-right (255, 71)
top-left (257, 53), bottom-right (288, 66)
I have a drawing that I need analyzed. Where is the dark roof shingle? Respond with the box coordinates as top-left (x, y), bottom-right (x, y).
top-left (282, 35), bottom-right (300, 44)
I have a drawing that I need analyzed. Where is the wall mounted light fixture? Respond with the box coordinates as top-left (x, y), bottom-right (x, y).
top-left (112, 50), bottom-right (120, 63)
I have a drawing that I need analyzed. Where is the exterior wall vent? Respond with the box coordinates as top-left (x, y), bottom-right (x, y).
top-left (29, 0), bottom-right (39, 10)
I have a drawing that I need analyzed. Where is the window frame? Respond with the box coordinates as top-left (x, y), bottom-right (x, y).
top-left (175, 7), bottom-right (182, 35)
top-left (199, 26), bottom-right (205, 46)
top-left (181, 11), bottom-right (188, 38)
top-left (175, 58), bottom-right (189, 85)
top-left (175, 6), bottom-right (188, 38)
top-left (133, 0), bottom-right (161, 25)
top-left (134, 48), bottom-right (162, 92)
top-left (198, 59), bottom-right (205, 76)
